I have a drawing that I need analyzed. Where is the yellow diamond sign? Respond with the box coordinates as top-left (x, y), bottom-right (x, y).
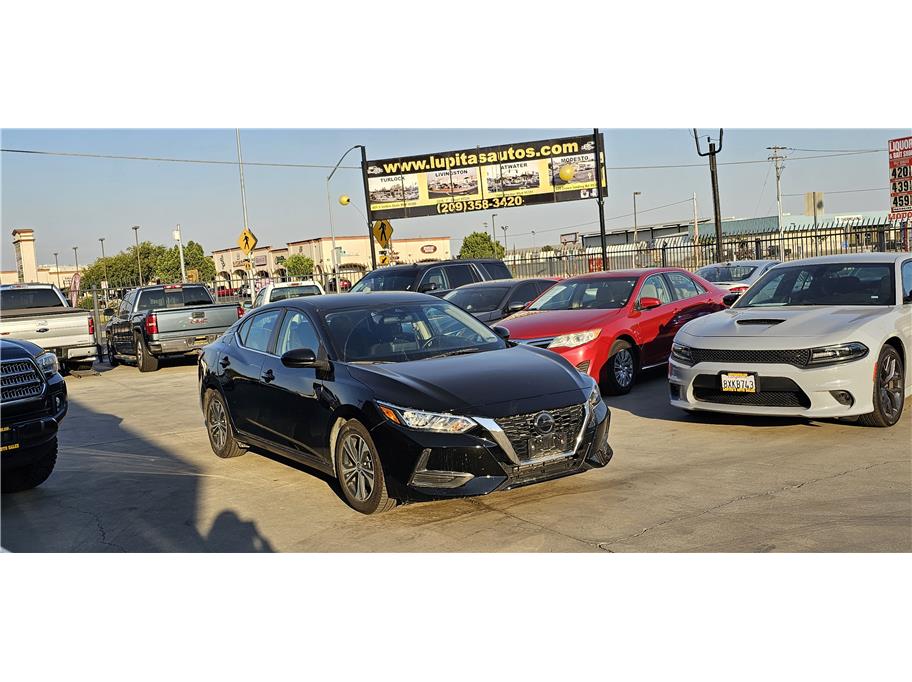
top-left (237, 227), bottom-right (258, 255)
top-left (372, 220), bottom-right (393, 249)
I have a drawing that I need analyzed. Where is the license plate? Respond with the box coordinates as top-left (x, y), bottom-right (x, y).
top-left (193, 336), bottom-right (208, 345)
top-left (528, 431), bottom-right (570, 459)
top-left (721, 372), bottom-right (757, 393)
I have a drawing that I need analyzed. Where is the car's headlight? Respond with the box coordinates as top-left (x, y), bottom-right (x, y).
top-left (548, 329), bottom-right (601, 349)
top-left (377, 402), bottom-right (476, 434)
top-left (671, 342), bottom-right (694, 366)
top-left (807, 342), bottom-right (868, 366)
top-left (588, 382), bottom-right (601, 407)
top-left (35, 352), bottom-right (59, 377)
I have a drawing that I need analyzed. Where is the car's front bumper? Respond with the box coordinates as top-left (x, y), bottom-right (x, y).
top-left (370, 400), bottom-right (613, 501)
top-left (667, 355), bottom-right (877, 418)
top-left (1, 385), bottom-right (67, 469)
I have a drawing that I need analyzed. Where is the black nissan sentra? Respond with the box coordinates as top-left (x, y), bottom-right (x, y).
top-left (198, 292), bottom-right (613, 514)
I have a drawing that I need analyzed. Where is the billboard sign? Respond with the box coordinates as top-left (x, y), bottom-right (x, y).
top-left (888, 135), bottom-right (912, 222)
top-left (364, 134), bottom-right (607, 220)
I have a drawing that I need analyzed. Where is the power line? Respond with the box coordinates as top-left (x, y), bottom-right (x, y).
top-left (784, 147), bottom-right (884, 153)
top-left (509, 198), bottom-right (694, 237)
top-left (783, 187), bottom-right (889, 197)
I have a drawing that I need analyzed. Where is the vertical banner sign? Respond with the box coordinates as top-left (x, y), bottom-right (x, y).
top-left (888, 136), bottom-right (912, 222)
top-left (69, 272), bottom-right (81, 306)
top-left (364, 134), bottom-right (608, 220)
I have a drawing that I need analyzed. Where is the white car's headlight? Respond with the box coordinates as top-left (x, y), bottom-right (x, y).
top-left (378, 402), bottom-right (476, 434)
top-left (807, 342), bottom-right (868, 366)
top-left (548, 329), bottom-right (601, 349)
top-left (35, 352), bottom-right (59, 377)
top-left (671, 342), bottom-right (694, 366)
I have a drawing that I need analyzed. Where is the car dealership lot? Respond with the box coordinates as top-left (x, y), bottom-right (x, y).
top-left (2, 361), bottom-right (909, 552)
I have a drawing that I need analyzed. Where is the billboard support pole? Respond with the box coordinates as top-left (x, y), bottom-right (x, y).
top-left (594, 128), bottom-right (608, 271)
top-left (360, 145), bottom-right (378, 270)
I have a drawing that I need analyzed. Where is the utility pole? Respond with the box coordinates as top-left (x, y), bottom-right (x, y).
top-left (99, 238), bottom-right (109, 288)
top-left (693, 129), bottom-right (725, 263)
top-left (692, 192), bottom-right (700, 267)
top-left (235, 129), bottom-right (254, 299)
top-left (767, 146), bottom-right (787, 240)
top-left (132, 225), bottom-right (142, 285)
top-left (632, 191), bottom-right (642, 266)
top-left (594, 128), bottom-right (608, 271)
top-left (173, 224), bottom-right (187, 283)
top-left (53, 252), bottom-right (61, 288)
top-left (531, 229), bottom-right (536, 252)
top-left (72, 246), bottom-right (79, 273)
top-left (501, 225), bottom-right (509, 256)
top-left (491, 213), bottom-right (498, 247)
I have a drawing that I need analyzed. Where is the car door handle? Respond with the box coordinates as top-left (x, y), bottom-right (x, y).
top-left (261, 369), bottom-right (275, 383)
top-left (219, 356), bottom-right (231, 368)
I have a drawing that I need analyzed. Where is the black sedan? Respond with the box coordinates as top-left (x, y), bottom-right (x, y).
top-left (198, 292), bottom-right (613, 514)
top-left (443, 277), bottom-right (559, 323)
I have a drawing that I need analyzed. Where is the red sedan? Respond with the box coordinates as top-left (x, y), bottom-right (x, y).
top-left (499, 268), bottom-right (729, 394)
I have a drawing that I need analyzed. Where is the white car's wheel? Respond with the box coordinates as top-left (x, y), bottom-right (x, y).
top-left (859, 345), bottom-right (905, 427)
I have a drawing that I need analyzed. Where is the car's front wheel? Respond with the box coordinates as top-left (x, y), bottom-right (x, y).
top-left (1, 439), bottom-right (58, 493)
top-left (334, 420), bottom-right (396, 514)
top-left (601, 339), bottom-right (638, 395)
top-left (859, 345), bottom-right (905, 427)
top-left (204, 389), bottom-right (247, 458)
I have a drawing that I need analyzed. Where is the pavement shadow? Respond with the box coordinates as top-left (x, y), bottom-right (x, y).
top-left (0, 399), bottom-right (274, 553)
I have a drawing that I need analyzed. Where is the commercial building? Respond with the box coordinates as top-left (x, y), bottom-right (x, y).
top-left (1, 229), bottom-right (84, 287)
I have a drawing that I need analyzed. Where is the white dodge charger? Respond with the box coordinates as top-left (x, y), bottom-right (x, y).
top-left (669, 253), bottom-right (912, 427)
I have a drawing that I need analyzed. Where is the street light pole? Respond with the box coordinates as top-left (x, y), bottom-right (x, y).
top-left (491, 213), bottom-right (498, 246)
top-left (693, 129), bottom-right (725, 263)
top-left (72, 246), bottom-right (79, 273)
top-left (99, 238), bottom-right (109, 287)
top-left (53, 252), bottom-right (61, 288)
top-left (501, 225), bottom-right (509, 256)
top-left (132, 225), bottom-right (142, 285)
top-left (531, 229), bottom-right (536, 252)
top-left (632, 191), bottom-right (642, 266)
top-left (173, 224), bottom-right (187, 283)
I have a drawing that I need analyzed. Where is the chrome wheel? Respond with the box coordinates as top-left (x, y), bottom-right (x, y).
top-left (207, 397), bottom-right (228, 451)
top-left (340, 433), bottom-right (375, 502)
top-left (613, 349), bottom-right (634, 387)
top-left (878, 352), bottom-right (904, 421)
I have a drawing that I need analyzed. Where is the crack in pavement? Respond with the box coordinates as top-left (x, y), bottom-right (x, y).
top-left (597, 459), bottom-right (908, 550)
top-left (464, 496), bottom-right (601, 551)
top-left (53, 498), bottom-right (127, 553)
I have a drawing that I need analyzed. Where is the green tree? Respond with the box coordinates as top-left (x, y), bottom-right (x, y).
top-left (154, 240), bottom-right (216, 283)
top-left (285, 254), bottom-right (314, 277)
top-left (459, 231), bottom-right (505, 259)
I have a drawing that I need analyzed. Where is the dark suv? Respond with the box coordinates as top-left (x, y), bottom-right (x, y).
top-left (349, 259), bottom-right (512, 297)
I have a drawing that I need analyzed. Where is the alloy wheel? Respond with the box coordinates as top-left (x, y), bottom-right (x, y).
top-left (340, 433), bottom-right (375, 502)
top-left (878, 352), bottom-right (904, 421)
top-left (208, 398), bottom-right (228, 450)
top-left (614, 349), bottom-right (634, 387)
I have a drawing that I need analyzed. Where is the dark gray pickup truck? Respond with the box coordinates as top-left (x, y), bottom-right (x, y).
top-left (104, 284), bottom-right (243, 372)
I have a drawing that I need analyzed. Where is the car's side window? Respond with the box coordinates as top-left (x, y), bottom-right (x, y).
top-left (276, 311), bottom-right (321, 355)
top-left (638, 275), bottom-right (673, 305)
top-left (419, 267), bottom-right (447, 291)
top-left (902, 260), bottom-right (912, 304)
top-left (240, 310), bottom-right (282, 353)
top-left (665, 272), bottom-right (702, 300)
top-left (444, 264), bottom-right (478, 289)
top-left (509, 281), bottom-right (541, 307)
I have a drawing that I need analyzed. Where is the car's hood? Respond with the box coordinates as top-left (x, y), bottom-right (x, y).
top-left (679, 306), bottom-right (890, 341)
top-left (499, 308), bottom-right (624, 339)
top-left (345, 345), bottom-right (589, 413)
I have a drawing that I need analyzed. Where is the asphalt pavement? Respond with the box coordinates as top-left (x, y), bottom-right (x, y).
top-left (2, 360), bottom-right (909, 552)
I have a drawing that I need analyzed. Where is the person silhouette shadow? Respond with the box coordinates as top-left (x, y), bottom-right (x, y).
top-left (204, 510), bottom-right (275, 552)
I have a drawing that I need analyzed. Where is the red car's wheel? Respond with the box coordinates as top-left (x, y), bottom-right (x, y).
top-left (601, 339), bottom-right (638, 395)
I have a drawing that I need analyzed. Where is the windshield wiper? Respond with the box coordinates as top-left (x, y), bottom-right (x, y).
top-left (425, 347), bottom-right (485, 359)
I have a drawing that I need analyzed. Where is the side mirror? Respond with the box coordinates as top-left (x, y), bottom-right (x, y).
top-left (505, 301), bottom-right (526, 314)
top-left (103, 308), bottom-right (115, 317)
top-left (492, 325), bottom-right (510, 341)
top-left (241, 301), bottom-right (253, 310)
top-left (418, 282), bottom-right (439, 293)
top-left (281, 347), bottom-right (329, 370)
top-left (637, 296), bottom-right (662, 310)
top-left (722, 293), bottom-right (741, 307)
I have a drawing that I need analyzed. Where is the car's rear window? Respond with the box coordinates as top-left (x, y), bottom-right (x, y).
top-left (270, 285), bottom-right (321, 302)
top-left (697, 266), bottom-right (757, 282)
top-left (0, 288), bottom-right (65, 309)
top-left (136, 286), bottom-right (213, 311)
top-left (444, 286), bottom-right (509, 313)
top-left (349, 270), bottom-right (417, 292)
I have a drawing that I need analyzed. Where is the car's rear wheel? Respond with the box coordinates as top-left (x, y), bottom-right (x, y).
top-left (204, 389), bottom-right (247, 458)
top-left (135, 334), bottom-right (159, 373)
top-left (1, 439), bottom-right (58, 493)
top-left (107, 335), bottom-right (119, 366)
top-left (601, 339), bottom-right (637, 395)
top-left (334, 420), bottom-right (396, 515)
top-left (859, 345), bottom-right (905, 427)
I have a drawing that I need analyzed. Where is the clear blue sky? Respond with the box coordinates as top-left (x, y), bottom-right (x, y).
top-left (2, 128), bottom-right (908, 269)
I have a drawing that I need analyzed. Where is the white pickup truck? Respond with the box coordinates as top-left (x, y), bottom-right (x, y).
top-left (0, 283), bottom-right (98, 370)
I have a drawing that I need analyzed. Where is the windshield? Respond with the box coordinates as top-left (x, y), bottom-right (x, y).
top-left (136, 286), bottom-right (213, 311)
top-left (735, 263), bottom-right (895, 307)
top-left (697, 265), bottom-right (757, 282)
top-left (0, 288), bottom-right (65, 309)
top-left (322, 301), bottom-right (503, 363)
top-left (270, 285), bottom-right (321, 302)
top-left (443, 287), bottom-right (509, 313)
top-left (350, 270), bottom-right (416, 292)
top-left (529, 277), bottom-right (638, 310)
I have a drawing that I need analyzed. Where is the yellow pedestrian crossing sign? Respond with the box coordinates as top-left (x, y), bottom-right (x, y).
top-left (238, 227), bottom-right (258, 255)
top-left (372, 220), bottom-right (393, 249)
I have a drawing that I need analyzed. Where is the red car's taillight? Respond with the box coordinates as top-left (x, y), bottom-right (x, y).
top-left (729, 285), bottom-right (749, 294)
top-left (145, 313), bottom-right (159, 335)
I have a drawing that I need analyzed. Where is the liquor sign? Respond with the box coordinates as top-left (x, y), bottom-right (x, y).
top-left (888, 136), bottom-right (912, 222)
top-left (364, 134), bottom-right (608, 220)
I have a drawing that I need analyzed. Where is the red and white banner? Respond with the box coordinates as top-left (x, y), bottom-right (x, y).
top-left (888, 135), bottom-right (912, 222)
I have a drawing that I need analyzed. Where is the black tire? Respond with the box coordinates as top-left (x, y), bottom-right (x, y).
top-left (135, 334), bottom-right (159, 373)
top-left (601, 339), bottom-right (638, 395)
top-left (1, 439), bottom-right (58, 493)
top-left (107, 335), bottom-right (119, 366)
top-left (859, 345), bottom-right (905, 427)
top-left (334, 419), bottom-right (396, 515)
top-left (203, 389), bottom-right (247, 458)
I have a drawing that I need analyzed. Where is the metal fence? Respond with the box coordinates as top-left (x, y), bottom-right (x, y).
top-left (506, 222), bottom-right (911, 279)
